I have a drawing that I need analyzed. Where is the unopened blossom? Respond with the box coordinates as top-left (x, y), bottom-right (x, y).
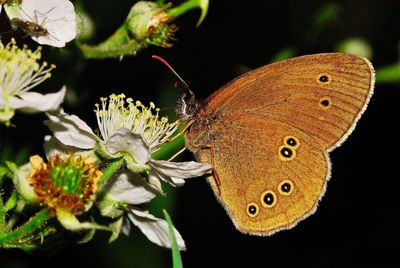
top-left (0, 39), bottom-right (65, 125)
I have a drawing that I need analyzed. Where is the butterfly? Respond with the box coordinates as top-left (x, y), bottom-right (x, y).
top-left (175, 53), bottom-right (374, 235)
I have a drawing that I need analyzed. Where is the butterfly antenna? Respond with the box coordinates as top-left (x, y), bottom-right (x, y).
top-left (151, 55), bottom-right (192, 93)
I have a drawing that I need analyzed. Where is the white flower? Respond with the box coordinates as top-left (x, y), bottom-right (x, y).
top-left (100, 171), bottom-right (186, 250)
top-left (8, 0), bottom-right (76, 47)
top-left (0, 39), bottom-right (66, 125)
top-left (45, 94), bottom-right (212, 192)
top-left (45, 95), bottom-right (210, 249)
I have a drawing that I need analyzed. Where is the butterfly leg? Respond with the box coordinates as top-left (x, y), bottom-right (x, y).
top-left (167, 121), bottom-right (194, 143)
top-left (190, 141), bottom-right (221, 195)
top-left (208, 143), bottom-right (222, 196)
top-left (167, 146), bottom-right (186, 161)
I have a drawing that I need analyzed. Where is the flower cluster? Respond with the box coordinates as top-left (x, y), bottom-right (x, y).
top-left (5, 92), bottom-right (211, 250)
top-left (0, 39), bottom-right (65, 125)
top-left (0, 0), bottom-right (212, 256)
top-left (42, 94), bottom-right (211, 248)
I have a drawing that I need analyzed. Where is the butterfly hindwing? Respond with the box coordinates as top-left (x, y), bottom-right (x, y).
top-left (195, 112), bottom-right (330, 235)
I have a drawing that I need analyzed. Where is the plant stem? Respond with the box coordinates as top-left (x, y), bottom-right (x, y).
top-left (167, 0), bottom-right (208, 26)
top-left (98, 158), bottom-right (125, 186)
top-left (78, 23), bottom-right (145, 59)
top-left (4, 190), bottom-right (18, 212)
top-left (0, 209), bottom-right (50, 246)
top-left (168, 0), bottom-right (200, 17)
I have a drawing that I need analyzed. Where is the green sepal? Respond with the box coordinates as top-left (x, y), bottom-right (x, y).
top-left (6, 161), bottom-right (38, 204)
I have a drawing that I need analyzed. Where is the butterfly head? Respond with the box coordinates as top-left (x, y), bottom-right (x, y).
top-left (176, 89), bottom-right (200, 124)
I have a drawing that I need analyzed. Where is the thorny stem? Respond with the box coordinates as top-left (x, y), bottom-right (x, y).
top-left (4, 190), bottom-right (18, 212)
top-left (0, 209), bottom-right (50, 247)
top-left (6, 199), bottom-right (25, 230)
top-left (78, 23), bottom-right (144, 59)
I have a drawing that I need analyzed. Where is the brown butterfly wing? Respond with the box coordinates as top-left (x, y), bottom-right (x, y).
top-left (186, 53), bottom-right (374, 235)
top-left (194, 112), bottom-right (329, 235)
top-left (202, 53), bottom-right (374, 150)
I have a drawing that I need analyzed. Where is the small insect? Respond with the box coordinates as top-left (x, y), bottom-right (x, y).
top-left (10, 18), bottom-right (49, 38)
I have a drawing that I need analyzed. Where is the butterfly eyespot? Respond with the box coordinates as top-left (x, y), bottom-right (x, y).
top-left (317, 74), bottom-right (331, 84)
top-left (284, 135), bottom-right (300, 149)
top-left (278, 180), bottom-right (294, 196)
top-left (260, 191), bottom-right (277, 208)
top-left (278, 146), bottom-right (296, 161)
top-left (319, 97), bottom-right (332, 109)
top-left (246, 202), bottom-right (259, 217)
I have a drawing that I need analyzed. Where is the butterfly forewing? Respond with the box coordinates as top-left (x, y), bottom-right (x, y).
top-left (202, 53), bottom-right (374, 150)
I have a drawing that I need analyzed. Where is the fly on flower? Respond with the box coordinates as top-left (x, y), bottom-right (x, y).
top-left (10, 16), bottom-right (52, 39)
top-left (8, 0), bottom-right (76, 47)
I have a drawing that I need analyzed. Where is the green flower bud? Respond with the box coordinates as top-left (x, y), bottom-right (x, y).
top-left (127, 1), bottom-right (177, 48)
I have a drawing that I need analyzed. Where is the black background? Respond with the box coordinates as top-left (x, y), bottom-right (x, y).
top-left (1, 0), bottom-right (400, 267)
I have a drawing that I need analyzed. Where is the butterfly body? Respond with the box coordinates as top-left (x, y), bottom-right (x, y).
top-left (177, 53), bottom-right (374, 235)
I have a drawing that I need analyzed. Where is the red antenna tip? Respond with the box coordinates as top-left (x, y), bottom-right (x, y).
top-left (152, 55), bottom-right (190, 91)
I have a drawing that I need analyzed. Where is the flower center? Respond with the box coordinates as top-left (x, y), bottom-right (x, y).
top-left (29, 154), bottom-right (102, 216)
top-left (95, 94), bottom-right (179, 151)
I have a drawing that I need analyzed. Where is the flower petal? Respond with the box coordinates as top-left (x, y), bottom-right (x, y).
top-left (104, 171), bottom-right (158, 204)
top-left (106, 128), bottom-right (151, 164)
top-left (43, 135), bottom-right (94, 161)
top-left (151, 160), bottom-right (212, 179)
top-left (148, 171), bottom-right (164, 193)
top-left (151, 168), bottom-right (185, 187)
top-left (121, 216), bottom-right (132, 236)
top-left (44, 109), bottom-right (98, 149)
top-left (20, 0), bottom-right (76, 47)
top-left (128, 208), bottom-right (186, 250)
top-left (9, 86), bottom-right (66, 112)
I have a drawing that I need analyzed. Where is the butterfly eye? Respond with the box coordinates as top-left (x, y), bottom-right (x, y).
top-left (246, 202), bottom-right (259, 217)
top-left (318, 74), bottom-right (331, 83)
top-left (284, 135), bottom-right (300, 149)
top-left (278, 146), bottom-right (296, 161)
top-left (278, 180), bottom-right (294, 196)
top-left (260, 191), bottom-right (277, 208)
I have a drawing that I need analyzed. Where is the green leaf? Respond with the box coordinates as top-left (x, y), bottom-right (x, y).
top-left (163, 209), bottom-right (183, 268)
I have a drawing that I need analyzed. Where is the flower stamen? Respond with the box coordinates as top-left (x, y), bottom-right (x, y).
top-left (94, 94), bottom-right (179, 151)
top-left (29, 154), bottom-right (101, 216)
